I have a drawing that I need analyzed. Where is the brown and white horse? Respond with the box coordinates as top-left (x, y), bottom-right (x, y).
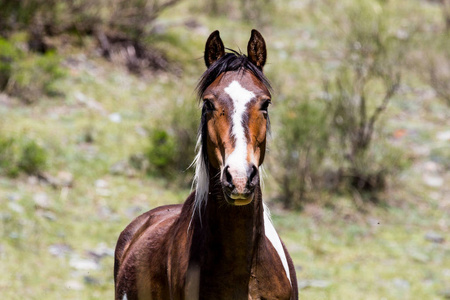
top-left (114, 30), bottom-right (298, 300)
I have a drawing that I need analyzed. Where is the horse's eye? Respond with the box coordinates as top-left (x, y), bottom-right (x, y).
top-left (204, 100), bottom-right (216, 112)
top-left (260, 99), bottom-right (271, 112)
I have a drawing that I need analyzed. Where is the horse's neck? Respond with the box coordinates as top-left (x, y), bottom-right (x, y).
top-left (189, 168), bottom-right (265, 296)
top-left (204, 183), bottom-right (264, 265)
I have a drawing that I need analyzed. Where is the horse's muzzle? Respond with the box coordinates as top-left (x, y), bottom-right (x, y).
top-left (221, 165), bottom-right (258, 205)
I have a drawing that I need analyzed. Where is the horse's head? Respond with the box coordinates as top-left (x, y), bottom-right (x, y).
top-left (195, 30), bottom-right (271, 207)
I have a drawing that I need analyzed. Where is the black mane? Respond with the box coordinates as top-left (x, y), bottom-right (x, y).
top-left (196, 50), bottom-right (271, 99)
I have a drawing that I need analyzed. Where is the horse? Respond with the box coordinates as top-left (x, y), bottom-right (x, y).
top-left (114, 29), bottom-right (298, 300)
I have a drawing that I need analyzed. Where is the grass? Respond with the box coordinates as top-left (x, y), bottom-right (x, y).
top-left (1, 0), bottom-right (449, 299)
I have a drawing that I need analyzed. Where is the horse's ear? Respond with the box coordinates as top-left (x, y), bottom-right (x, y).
top-left (247, 29), bottom-right (266, 70)
top-left (204, 30), bottom-right (225, 68)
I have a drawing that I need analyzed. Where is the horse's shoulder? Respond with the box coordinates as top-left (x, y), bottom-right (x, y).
top-left (251, 220), bottom-right (296, 300)
top-left (114, 204), bottom-right (183, 277)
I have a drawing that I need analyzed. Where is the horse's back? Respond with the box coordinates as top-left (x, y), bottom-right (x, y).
top-left (114, 204), bottom-right (183, 300)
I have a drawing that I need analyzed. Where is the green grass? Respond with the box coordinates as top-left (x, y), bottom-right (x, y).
top-left (1, 0), bottom-right (449, 299)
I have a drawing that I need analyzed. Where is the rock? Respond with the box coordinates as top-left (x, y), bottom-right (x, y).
top-left (110, 160), bottom-right (129, 175)
top-left (109, 113), bottom-right (122, 123)
top-left (75, 91), bottom-right (106, 114)
top-left (97, 205), bottom-right (112, 218)
top-left (84, 276), bottom-right (100, 285)
top-left (39, 171), bottom-right (74, 188)
top-left (48, 243), bottom-right (73, 258)
top-left (65, 280), bottom-right (84, 291)
top-left (87, 243), bottom-right (114, 261)
top-left (423, 161), bottom-right (441, 172)
top-left (9, 232), bottom-right (20, 239)
top-left (27, 176), bottom-right (39, 185)
top-left (95, 179), bottom-right (110, 196)
top-left (126, 205), bottom-right (144, 218)
top-left (56, 171), bottom-right (74, 187)
top-left (33, 193), bottom-right (51, 209)
top-left (95, 179), bottom-right (108, 189)
top-left (425, 231), bottom-right (445, 243)
top-left (135, 126), bottom-right (147, 136)
top-left (423, 174), bottom-right (444, 187)
top-left (437, 131), bottom-right (450, 141)
top-left (8, 202), bottom-right (24, 214)
top-left (409, 250), bottom-right (429, 263)
top-left (297, 279), bottom-right (331, 290)
top-left (38, 211), bottom-right (57, 221)
top-left (443, 269), bottom-right (450, 277)
top-left (392, 278), bottom-right (410, 290)
top-left (69, 256), bottom-right (99, 271)
top-left (7, 194), bottom-right (20, 201)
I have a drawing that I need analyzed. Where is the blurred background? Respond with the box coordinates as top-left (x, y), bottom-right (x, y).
top-left (0, 0), bottom-right (449, 298)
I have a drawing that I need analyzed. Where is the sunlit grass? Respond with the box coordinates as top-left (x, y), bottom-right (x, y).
top-left (1, 0), bottom-right (449, 299)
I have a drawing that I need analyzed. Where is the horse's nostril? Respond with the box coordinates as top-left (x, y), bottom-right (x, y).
top-left (224, 166), bottom-right (234, 187)
top-left (248, 165), bottom-right (258, 187)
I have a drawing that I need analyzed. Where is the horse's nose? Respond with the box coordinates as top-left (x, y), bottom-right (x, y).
top-left (247, 164), bottom-right (259, 189)
top-left (222, 164), bottom-right (258, 196)
top-left (223, 166), bottom-right (234, 189)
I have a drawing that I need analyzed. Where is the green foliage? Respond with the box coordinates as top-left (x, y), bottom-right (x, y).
top-left (0, 37), bottom-right (23, 90)
top-left (0, 36), bottom-right (66, 103)
top-left (270, 0), bottom-right (410, 206)
top-left (145, 98), bottom-right (199, 183)
top-left (0, 136), bottom-right (47, 177)
top-left (271, 98), bottom-right (330, 208)
top-left (322, 0), bottom-right (407, 199)
top-left (427, 32), bottom-right (450, 106)
top-left (10, 50), bottom-right (66, 103)
top-left (17, 139), bottom-right (48, 175)
top-left (146, 129), bottom-right (176, 176)
top-left (0, 137), bottom-right (20, 177)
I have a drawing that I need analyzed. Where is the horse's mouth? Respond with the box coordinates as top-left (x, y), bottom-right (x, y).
top-left (223, 190), bottom-right (254, 206)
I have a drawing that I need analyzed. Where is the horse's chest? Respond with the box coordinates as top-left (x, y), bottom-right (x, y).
top-left (248, 269), bottom-right (291, 300)
top-left (248, 247), bottom-right (292, 299)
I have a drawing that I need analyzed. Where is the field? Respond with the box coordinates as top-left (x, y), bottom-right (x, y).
top-left (0, 0), bottom-right (449, 299)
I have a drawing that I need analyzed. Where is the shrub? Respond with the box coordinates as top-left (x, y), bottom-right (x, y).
top-left (146, 129), bottom-right (176, 177)
top-left (323, 0), bottom-right (406, 199)
top-left (1, 0), bottom-right (182, 74)
top-left (145, 98), bottom-right (199, 184)
top-left (11, 50), bottom-right (65, 103)
top-left (271, 0), bottom-right (409, 207)
top-left (271, 98), bottom-right (330, 208)
top-left (428, 33), bottom-right (450, 106)
top-left (0, 137), bottom-right (20, 177)
top-left (0, 36), bottom-right (66, 103)
top-left (18, 139), bottom-right (48, 175)
top-left (0, 37), bottom-right (23, 90)
top-left (0, 136), bottom-right (48, 177)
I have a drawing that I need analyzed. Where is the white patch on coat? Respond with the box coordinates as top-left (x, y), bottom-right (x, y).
top-left (263, 204), bottom-right (292, 285)
top-left (224, 81), bottom-right (255, 176)
top-left (122, 293), bottom-right (128, 300)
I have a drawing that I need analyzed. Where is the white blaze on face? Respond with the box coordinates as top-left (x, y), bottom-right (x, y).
top-left (224, 81), bottom-right (255, 178)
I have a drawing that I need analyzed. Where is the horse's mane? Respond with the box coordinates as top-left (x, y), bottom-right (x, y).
top-left (191, 51), bottom-right (271, 224)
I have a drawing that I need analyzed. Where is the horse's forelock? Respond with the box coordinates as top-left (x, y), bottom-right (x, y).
top-left (196, 51), bottom-right (271, 100)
